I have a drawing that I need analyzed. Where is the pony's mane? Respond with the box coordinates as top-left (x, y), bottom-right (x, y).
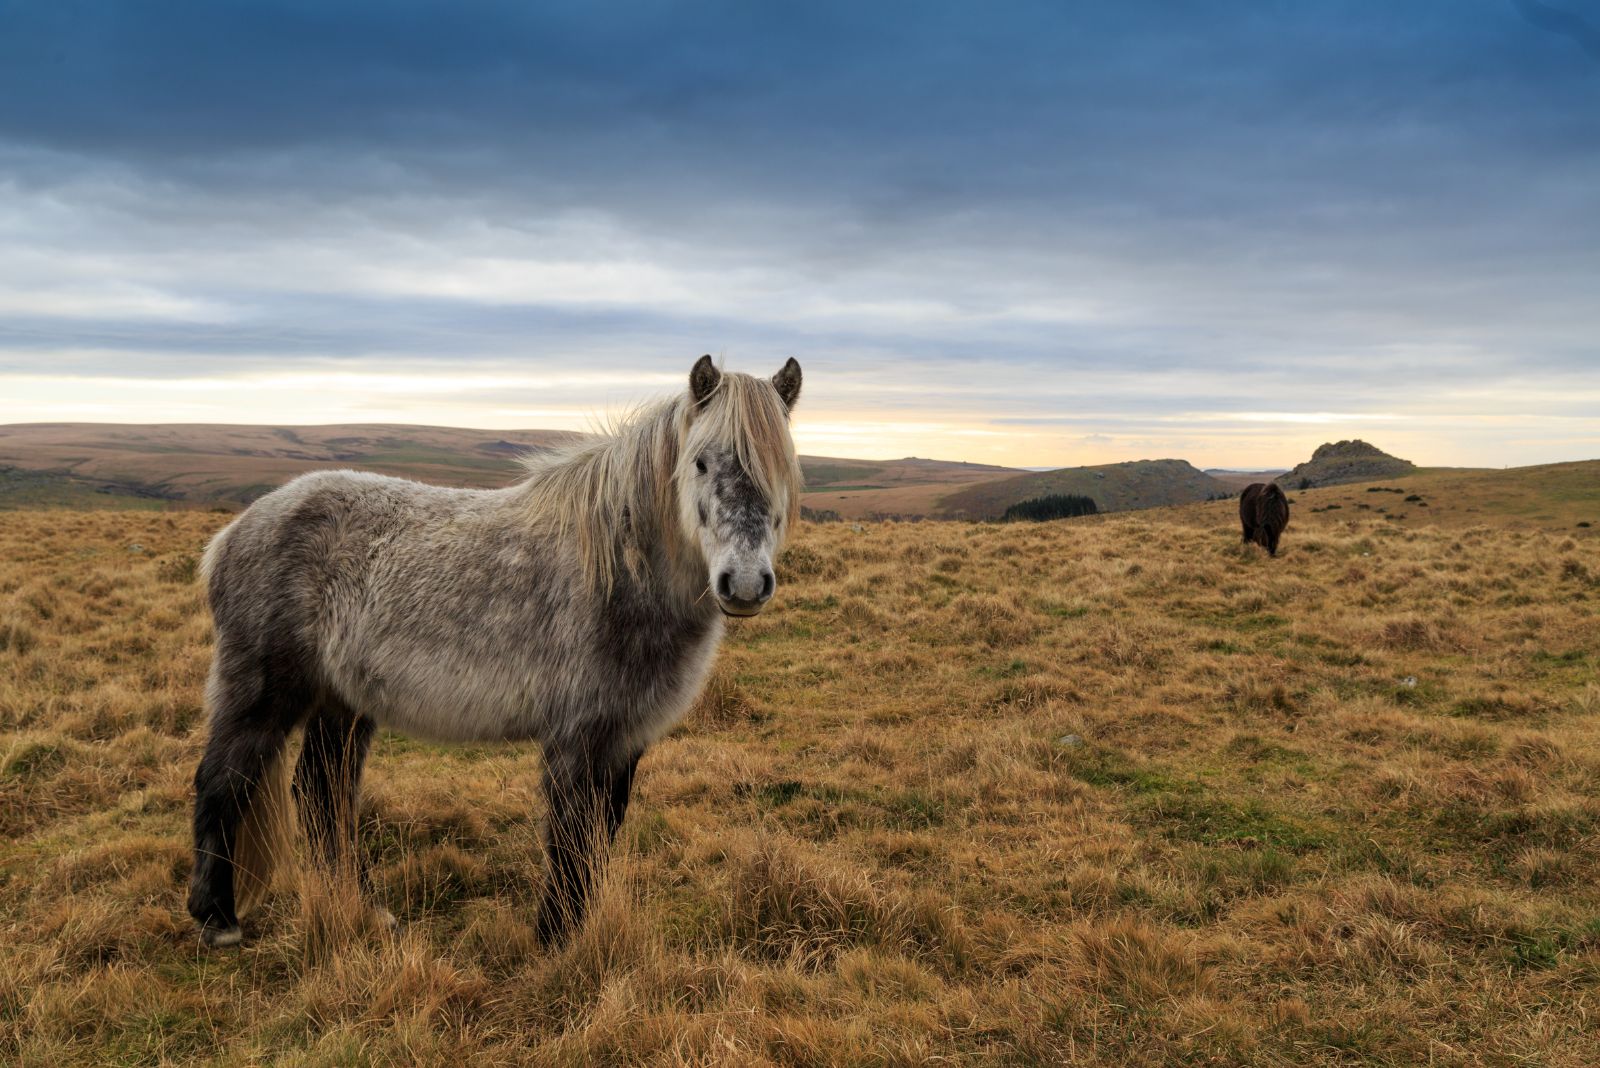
top-left (517, 370), bottom-right (802, 594)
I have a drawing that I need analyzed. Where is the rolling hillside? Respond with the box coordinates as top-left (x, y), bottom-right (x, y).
top-left (1204, 469), bottom-right (1289, 494)
top-left (1281, 460), bottom-right (1598, 531)
top-left (4, 424), bottom-right (1594, 532)
top-left (0, 423), bottom-right (1020, 512)
top-left (798, 456), bottom-right (1023, 519)
top-left (0, 424), bottom-right (578, 508)
top-left (937, 458), bottom-right (1232, 520)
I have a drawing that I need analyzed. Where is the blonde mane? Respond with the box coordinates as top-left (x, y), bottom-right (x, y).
top-left (517, 370), bottom-right (802, 594)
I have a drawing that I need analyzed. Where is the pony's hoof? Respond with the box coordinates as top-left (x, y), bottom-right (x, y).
top-left (200, 924), bottom-right (243, 948)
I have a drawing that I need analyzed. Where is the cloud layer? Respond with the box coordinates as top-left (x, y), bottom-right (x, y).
top-left (2, 1), bottom-right (1597, 467)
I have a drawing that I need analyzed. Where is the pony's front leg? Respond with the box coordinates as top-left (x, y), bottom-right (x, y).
top-left (534, 744), bottom-right (640, 946)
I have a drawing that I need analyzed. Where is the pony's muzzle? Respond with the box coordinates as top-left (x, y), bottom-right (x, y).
top-left (715, 566), bottom-right (775, 616)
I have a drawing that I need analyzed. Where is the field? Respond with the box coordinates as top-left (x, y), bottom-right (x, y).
top-left (2, 495), bottom-right (1599, 1065)
top-left (1290, 462), bottom-right (1600, 531)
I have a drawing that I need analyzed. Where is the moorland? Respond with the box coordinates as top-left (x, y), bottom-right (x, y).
top-left (1, 460), bottom-right (1597, 1065)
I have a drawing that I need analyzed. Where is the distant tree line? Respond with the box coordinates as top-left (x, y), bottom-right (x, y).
top-left (1001, 494), bottom-right (1099, 522)
top-left (800, 506), bottom-right (842, 523)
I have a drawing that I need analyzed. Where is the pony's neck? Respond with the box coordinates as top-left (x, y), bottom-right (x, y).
top-left (515, 398), bottom-right (709, 614)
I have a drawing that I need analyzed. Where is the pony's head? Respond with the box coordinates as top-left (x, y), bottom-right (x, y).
top-left (676, 355), bottom-right (803, 616)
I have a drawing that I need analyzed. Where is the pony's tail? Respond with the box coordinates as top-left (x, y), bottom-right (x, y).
top-left (233, 748), bottom-right (295, 918)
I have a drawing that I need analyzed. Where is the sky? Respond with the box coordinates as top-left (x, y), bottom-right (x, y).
top-left (1, 1), bottom-right (1597, 470)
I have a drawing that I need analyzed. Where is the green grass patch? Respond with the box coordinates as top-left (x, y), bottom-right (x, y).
top-left (1504, 920), bottom-right (1600, 971)
top-left (1061, 748), bottom-right (1191, 795)
top-left (975, 658), bottom-right (1029, 678)
top-left (1224, 734), bottom-right (1310, 768)
top-left (1192, 609), bottom-right (1289, 633)
top-left (734, 779), bottom-right (946, 828)
top-left (1141, 794), bottom-right (1328, 852)
top-left (1532, 648), bottom-right (1589, 664)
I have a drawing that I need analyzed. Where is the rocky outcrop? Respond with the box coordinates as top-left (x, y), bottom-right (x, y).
top-left (1280, 440), bottom-right (1416, 489)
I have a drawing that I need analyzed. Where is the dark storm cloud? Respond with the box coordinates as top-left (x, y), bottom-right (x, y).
top-left (1514, 0), bottom-right (1600, 63)
top-left (0, 1), bottom-right (1597, 463)
top-left (7, 2), bottom-right (1592, 215)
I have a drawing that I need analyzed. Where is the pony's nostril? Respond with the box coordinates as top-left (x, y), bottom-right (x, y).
top-left (759, 571), bottom-right (775, 602)
top-left (716, 571), bottom-right (735, 602)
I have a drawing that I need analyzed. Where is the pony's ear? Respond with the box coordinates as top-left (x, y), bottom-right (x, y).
top-left (689, 355), bottom-right (721, 407)
top-left (771, 358), bottom-right (802, 412)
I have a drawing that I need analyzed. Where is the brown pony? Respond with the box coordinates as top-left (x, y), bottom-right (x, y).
top-left (1239, 482), bottom-right (1289, 556)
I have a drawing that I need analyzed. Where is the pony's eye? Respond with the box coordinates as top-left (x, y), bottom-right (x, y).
top-left (695, 457), bottom-right (707, 475)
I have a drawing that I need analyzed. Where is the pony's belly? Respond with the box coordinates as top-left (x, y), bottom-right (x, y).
top-left (360, 664), bottom-right (710, 748)
top-left (329, 620), bottom-right (724, 750)
top-left (334, 656), bottom-right (552, 744)
top-left (365, 695), bottom-right (541, 744)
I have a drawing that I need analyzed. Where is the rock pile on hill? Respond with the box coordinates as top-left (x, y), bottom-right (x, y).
top-left (1280, 440), bottom-right (1416, 489)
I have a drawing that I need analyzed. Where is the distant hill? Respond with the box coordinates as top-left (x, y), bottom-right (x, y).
top-left (798, 454), bottom-right (1019, 491)
top-left (0, 423), bottom-right (1020, 511)
top-left (10, 423), bottom-right (1587, 530)
top-left (937, 458), bottom-right (1231, 520)
top-left (0, 423), bottom-right (580, 508)
top-left (1280, 440), bottom-right (1416, 489)
top-left (1204, 469), bottom-right (1289, 493)
top-left (796, 455), bottom-right (1023, 518)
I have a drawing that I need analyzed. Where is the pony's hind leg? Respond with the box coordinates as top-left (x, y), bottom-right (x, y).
top-left (187, 663), bottom-right (304, 947)
top-left (293, 706), bottom-right (390, 926)
top-left (534, 743), bottom-right (642, 947)
top-left (605, 748), bottom-right (644, 843)
top-left (293, 707), bottom-right (375, 878)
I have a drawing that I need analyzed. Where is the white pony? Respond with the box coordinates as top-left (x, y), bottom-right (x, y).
top-left (187, 356), bottom-right (803, 947)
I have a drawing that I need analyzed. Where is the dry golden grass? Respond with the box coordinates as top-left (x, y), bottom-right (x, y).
top-left (1, 501), bottom-right (1598, 1065)
top-left (1289, 460), bottom-right (1600, 532)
